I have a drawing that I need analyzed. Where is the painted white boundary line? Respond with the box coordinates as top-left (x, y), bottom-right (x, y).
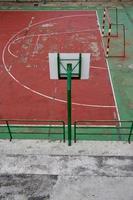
top-left (8, 28), bottom-right (99, 58)
top-left (106, 59), bottom-right (121, 121)
top-left (96, 11), bottom-right (121, 122)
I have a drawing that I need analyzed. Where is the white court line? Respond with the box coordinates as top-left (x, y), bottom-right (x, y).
top-left (8, 43), bottom-right (18, 58)
top-left (32, 35), bottom-right (40, 55)
top-left (2, 13), bottom-right (116, 109)
top-left (8, 65), bottom-right (12, 72)
top-left (91, 66), bottom-right (106, 70)
top-left (96, 11), bottom-right (121, 121)
top-left (8, 28), bottom-right (99, 58)
top-left (6, 13), bottom-right (100, 58)
top-left (106, 59), bottom-right (121, 121)
top-left (28, 16), bottom-right (34, 29)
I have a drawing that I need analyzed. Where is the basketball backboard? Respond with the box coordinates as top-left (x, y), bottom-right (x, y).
top-left (49, 53), bottom-right (90, 80)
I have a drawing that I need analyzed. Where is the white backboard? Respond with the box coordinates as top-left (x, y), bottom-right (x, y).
top-left (49, 53), bottom-right (91, 80)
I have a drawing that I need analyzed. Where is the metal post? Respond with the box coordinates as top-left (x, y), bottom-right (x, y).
top-left (79, 53), bottom-right (82, 79)
top-left (106, 23), bottom-right (112, 57)
top-left (128, 121), bottom-right (133, 144)
top-left (67, 63), bottom-right (72, 146)
top-left (62, 121), bottom-right (66, 143)
top-left (74, 122), bottom-right (77, 143)
top-left (43, 0), bottom-right (47, 4)
top-left (116, 8), bottom-right (119, 37)
top-left (6, 120), bottom-right (12, 141)
top-left (123, 24), bottom-right (126, 57)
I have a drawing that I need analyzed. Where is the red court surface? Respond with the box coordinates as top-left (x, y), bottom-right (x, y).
top-left (0, 11), bottom-right (119, 123)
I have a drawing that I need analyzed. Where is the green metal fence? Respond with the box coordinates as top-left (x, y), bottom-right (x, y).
top-left (74, 120), bottom-right (133, 143)
top-left (1, 119), bottom-right (133, 145)
top-left (0, 119), bottom-right (65, 142)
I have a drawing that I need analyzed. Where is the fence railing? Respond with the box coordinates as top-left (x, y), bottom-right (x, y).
top-left (74, 120), bottom-right (133, 144)
top-left (0, 119), bottom-right (65, 142)
top-left (1, 119), bottom-right (133, 145)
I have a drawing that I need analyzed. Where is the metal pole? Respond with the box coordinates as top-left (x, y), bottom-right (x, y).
top-left (116, 7), bottom-right (119, 37)
top-left (6, 120), bottom-right (12, 141)
top-left (128, 121), bottom-right (133, 144)
top-left (43, 0), bottom-right (47, 4)
top-left (74, 122), bottom-right (76, 143)
top-left (123, 24), bottom-right (126, 57)
top-left (67, 63), bottom-right (72, 146)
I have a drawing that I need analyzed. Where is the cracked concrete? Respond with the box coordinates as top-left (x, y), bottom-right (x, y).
top-left (0, 140), bottom-right (133, 199)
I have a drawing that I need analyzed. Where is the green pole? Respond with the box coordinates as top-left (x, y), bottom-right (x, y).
top-left (67, 63), bottom-right (72, 146)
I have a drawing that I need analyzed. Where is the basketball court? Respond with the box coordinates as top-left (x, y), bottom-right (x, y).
top-left (0, 10), bottom-right (120, 125)
top-left (0, 3), bottom-right (133, 199)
